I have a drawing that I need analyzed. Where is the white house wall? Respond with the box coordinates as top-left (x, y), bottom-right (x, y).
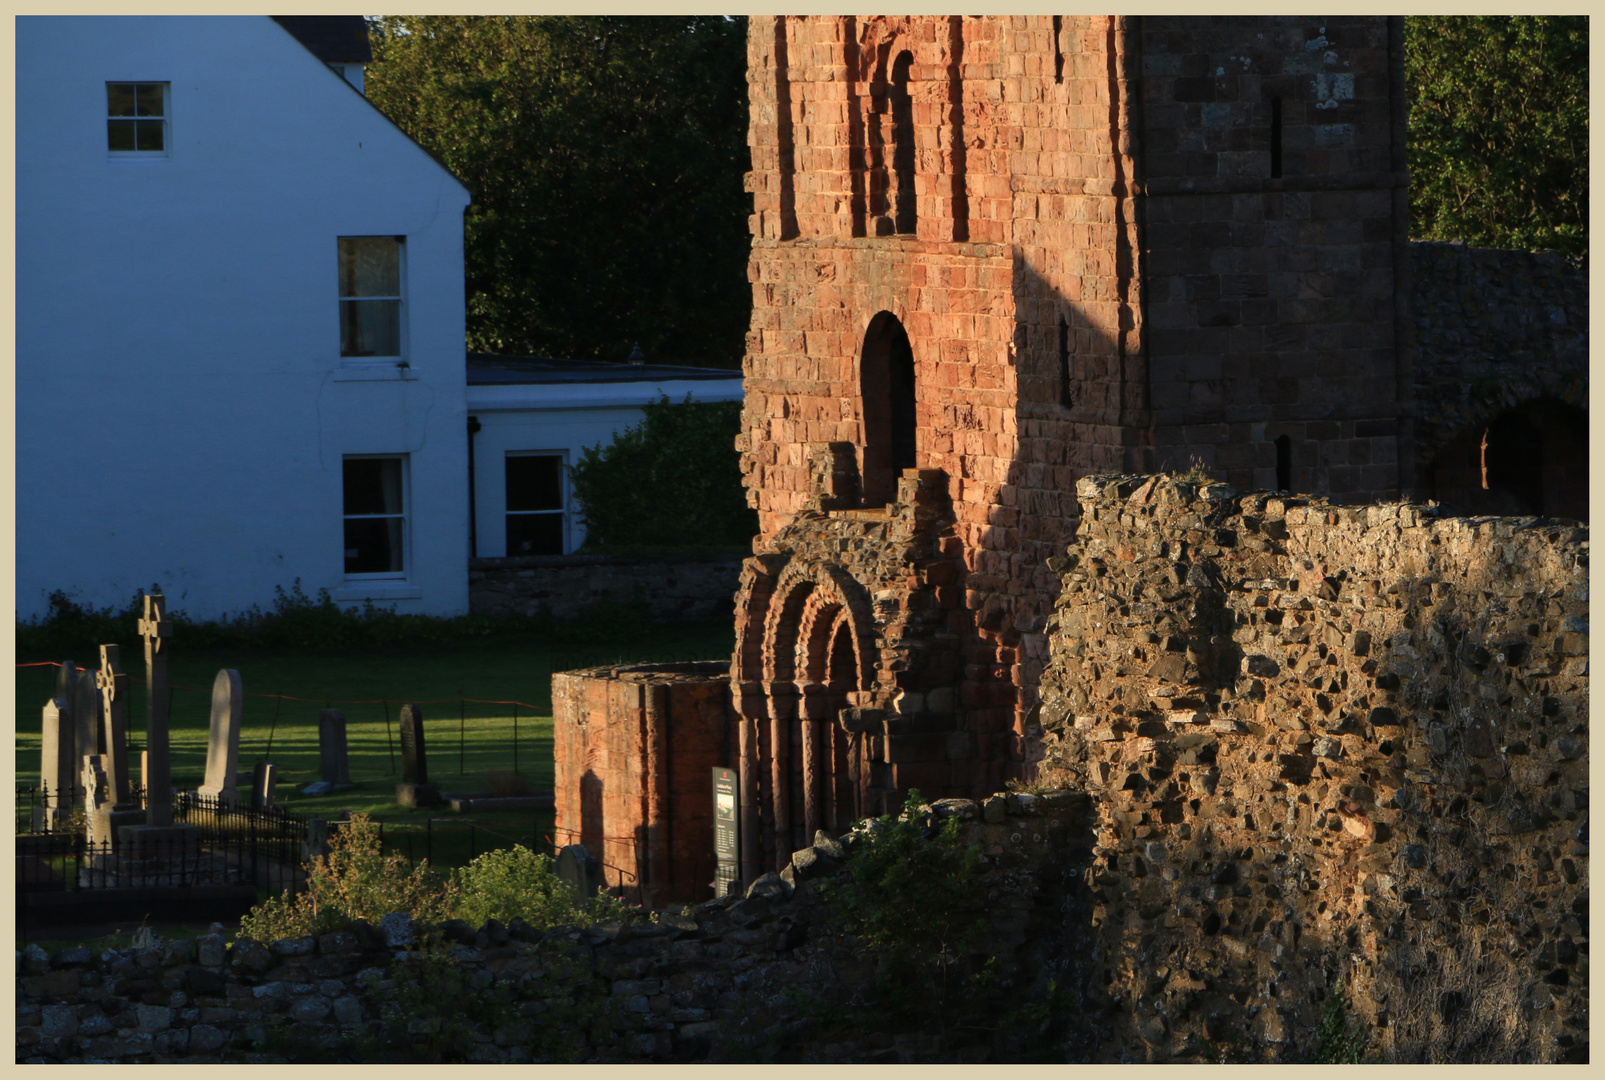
top-left (468, 378), bottom-right (744, 557)
top-left (16, 16), bottom-right (472, 621)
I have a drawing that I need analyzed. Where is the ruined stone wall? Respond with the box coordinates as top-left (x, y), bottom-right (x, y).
top-left (1035, 474), bottom-right (1588, 1062)
top-left (551, 663), bottom-right (736, 908)
top-left (468, 552), bottom-right (744, 622)
top-left (1409, 242), bottom-right (1589, 481)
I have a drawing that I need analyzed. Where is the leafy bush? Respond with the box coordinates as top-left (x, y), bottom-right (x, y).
top-left (239, 813), bottom-right (456, 941)
top-left (450, 844), bottom-right (633, 930)
top-left (826, 791), bottom-right (994, 1035)
top-left (569, 395), bottom-right (756, 549)
top-left (1314, 984), bottom-right (1368, 1064)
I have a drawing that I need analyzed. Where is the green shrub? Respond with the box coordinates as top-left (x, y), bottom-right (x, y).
top-left (239, 813), bottom-right (456, 941)
top-left (826, 790), bottom-right (994, 1035)
top-left (1314, 984), bottom-right (1368, 1064)
top-left (450, 844), bottom-right (633, 929)
top-left (569, 395), bottom-right (756, 549)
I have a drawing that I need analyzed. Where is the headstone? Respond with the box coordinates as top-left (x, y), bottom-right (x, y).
top-left (198, 670), bottom-right (243, 807)
top-left (40, 699), bottom-right (74, 831)
top-left (95, 646), bottom-right (136, 811)
top-left (51, 665), bottom-right (79, 811)
top-left (396, 704), bottom-right (441, 807)
top-left (319, 709), bottom-right (352, 785)
top-left (82, 756), bottom-right (109, 812)
top-left (138, 589), bottom-right (175, 827)
top-left (251, 761), bottom-right (277, 811)
top-left (83, 754), bottom-right (143, 848)
top-left (555, 844), bottom-right (605, 903)
top-left (73, 666), bottom-right (105, 762)
top-left (399, 704), bottom-right (428, 784)
top-left (303, 819), bottom-right (333, 863)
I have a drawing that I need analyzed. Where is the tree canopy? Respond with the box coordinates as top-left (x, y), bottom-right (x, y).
top-left (366, 16), bottom-right (751, 366)
top-left (1405, 16), bottom-right (1588, 259)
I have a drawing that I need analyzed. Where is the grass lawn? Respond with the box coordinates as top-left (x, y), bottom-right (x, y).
top-left (16, 619), bottom-right (735, 869)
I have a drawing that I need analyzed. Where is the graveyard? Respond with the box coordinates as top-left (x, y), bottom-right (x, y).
top-left (15, 594), bottom-right (737, 945)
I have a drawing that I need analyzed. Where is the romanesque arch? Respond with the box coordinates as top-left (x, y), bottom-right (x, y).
top-left (730, 554), bottom-right (879, 871)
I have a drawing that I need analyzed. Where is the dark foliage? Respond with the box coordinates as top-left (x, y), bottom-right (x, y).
top-left (16, 582), bottom-right (672, 659)
top-left (568, 396), bottom-right (757, 549)
top-left (1406, 16), bottom-right (1588, 259)
top-left (365, 16), bottom-right (751, 366)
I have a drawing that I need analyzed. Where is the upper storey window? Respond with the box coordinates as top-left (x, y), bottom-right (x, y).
top-left (869, 51), bottom-right (918, 236)
top-left (338, 236), bottom-right (405, 359)
top-left (107, 82), bottom-right (167, 153)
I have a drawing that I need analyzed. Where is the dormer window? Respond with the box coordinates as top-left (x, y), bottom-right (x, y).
top-left (107, 82), bottom-right (167, 153)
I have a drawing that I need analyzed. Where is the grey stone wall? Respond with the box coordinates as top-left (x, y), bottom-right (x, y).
top-left (1409, 241), bottom-right (1589, 475)
top-left (15, 795), bottom-right (1092, 1064)
top-left (469, 551), bottom-right (747, 621)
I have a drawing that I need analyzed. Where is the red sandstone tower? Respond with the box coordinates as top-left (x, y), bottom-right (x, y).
top-left (555, 16), bottom-right (1414, 897)
top-left (728, 16), bottom-right (1411, 877)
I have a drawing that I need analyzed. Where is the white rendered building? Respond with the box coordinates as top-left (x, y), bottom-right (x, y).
top-left (16, 16), bottom-right (473, 620)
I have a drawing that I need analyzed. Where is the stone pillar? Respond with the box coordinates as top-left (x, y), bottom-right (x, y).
top-left (799, 682), bottom-right (829, 845)
top-left (765, 681), bottom-right (798, 869)
top-left (733, 681), bottom-right (766, 886)
top-left (643, 681), bottom-right (670, 910)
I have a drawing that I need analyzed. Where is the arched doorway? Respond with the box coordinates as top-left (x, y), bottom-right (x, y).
top-left (860, 311), bottom-right (917, 506)
top-left (1425, 398), bottom-right (1588, 521)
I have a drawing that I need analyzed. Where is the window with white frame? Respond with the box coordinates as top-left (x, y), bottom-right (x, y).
top-left (107, 82), bottom-right (167, 153)
top-left (343, 456), bottom-right (407, 575)
top-left (505, 453), bottom-right (566, 556)
top-left (338, 236), bottom-right (404, 359)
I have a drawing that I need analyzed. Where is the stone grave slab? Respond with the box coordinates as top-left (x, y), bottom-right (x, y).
top-left (319, 708), bottom-right (352, 786)
top-left (198, 670), bottom-right (243, 807)
top-left (396, 704), bottom-right (441, 807)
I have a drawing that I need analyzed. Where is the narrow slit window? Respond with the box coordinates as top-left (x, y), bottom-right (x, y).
top-left (1270, 96), bottom-right (1283, 179)
top-left (506, 453), bottom-right (566, 556)
top-left (107, 82), bottom-right (167, 153)
top-left (1053, 16), bottom-right (1064, 83)
top-left (1275, 435), bottom-right (1292, 491)
top-left (1058, 315), bottom-right (1073, 408)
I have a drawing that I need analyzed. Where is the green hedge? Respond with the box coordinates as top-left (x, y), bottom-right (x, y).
top-left (569, 395), bottom-right (757, 549)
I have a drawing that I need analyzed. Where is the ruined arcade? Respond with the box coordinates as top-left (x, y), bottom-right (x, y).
top-left (553, 15), bottom-right (1587, 905)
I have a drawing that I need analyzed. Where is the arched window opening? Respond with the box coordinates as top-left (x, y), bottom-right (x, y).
top-left (1426, 398), bottom-right (1588, 521)
top-left (1274, 435), bottom-right (1292, 491)
top-left (890, 51), bottom-right (917, 234)
top-left (859, 311), bottom-right (918, 507)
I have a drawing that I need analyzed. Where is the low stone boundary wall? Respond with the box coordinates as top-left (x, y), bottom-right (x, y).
top-left (15, 795), bottom-right (1092, 1065)
top-left (469, 551), bottom-right (746, 621)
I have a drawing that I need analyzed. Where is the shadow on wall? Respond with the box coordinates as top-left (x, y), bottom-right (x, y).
top-left (1424, 398), bottom-right (1588, 522)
